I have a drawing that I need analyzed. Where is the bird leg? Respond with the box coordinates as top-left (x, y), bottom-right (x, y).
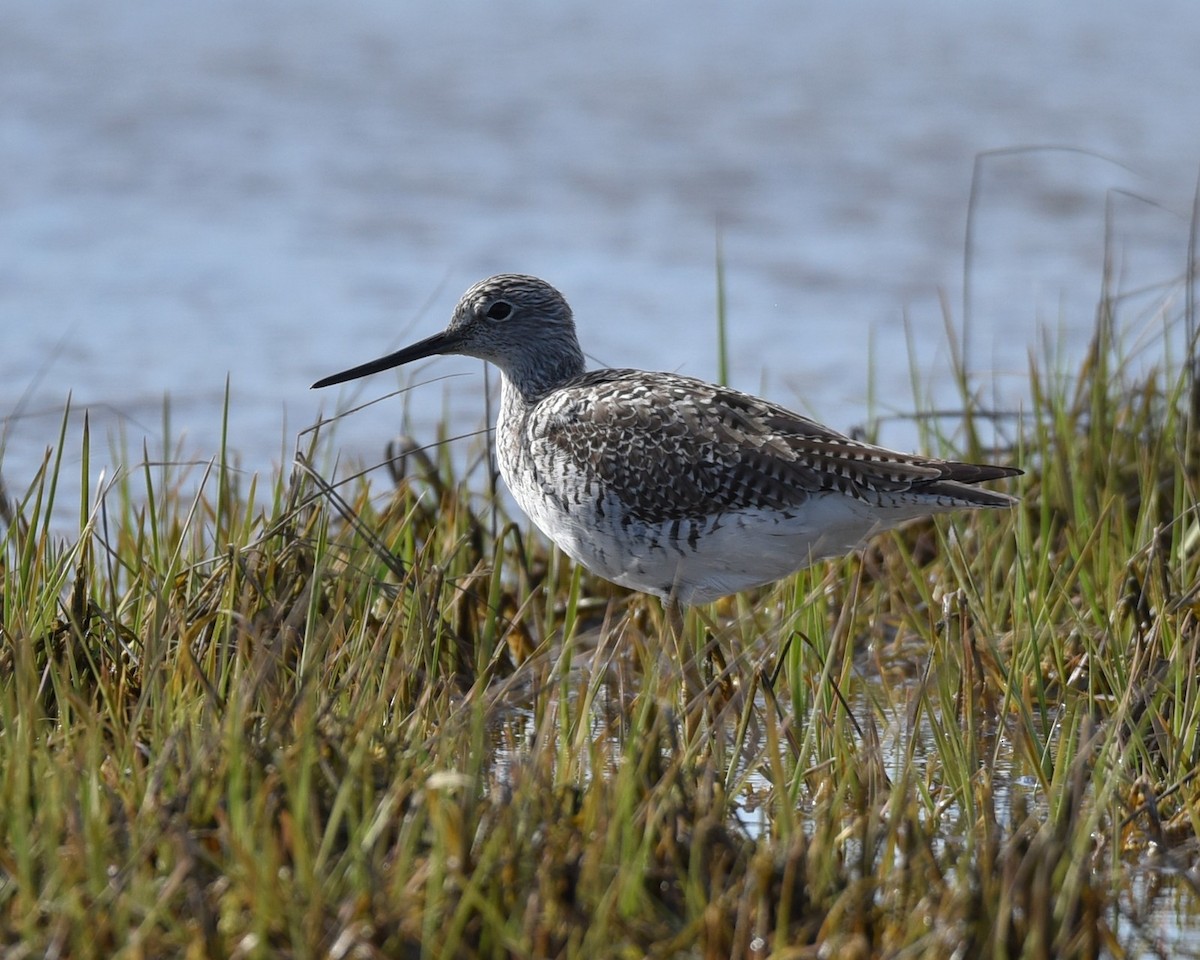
top-left (663, 593), bottom-right (706, 743)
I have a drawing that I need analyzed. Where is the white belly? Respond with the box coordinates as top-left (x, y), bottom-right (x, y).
top-left (506, 475), bottom-right (888, 606)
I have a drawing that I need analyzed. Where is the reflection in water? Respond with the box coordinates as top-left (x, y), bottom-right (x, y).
top-left (482, 604), bottom-right (1198, 955)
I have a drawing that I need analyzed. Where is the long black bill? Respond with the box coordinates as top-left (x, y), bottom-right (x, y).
top-left (311, 330), bottom-right (460, 389)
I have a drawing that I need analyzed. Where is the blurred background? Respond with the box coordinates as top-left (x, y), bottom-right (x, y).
top-left (3, 0), bottom-right (1199, 507)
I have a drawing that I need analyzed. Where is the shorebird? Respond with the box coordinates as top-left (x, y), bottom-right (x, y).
top-left (313, 274), bottom-right (1020, 623)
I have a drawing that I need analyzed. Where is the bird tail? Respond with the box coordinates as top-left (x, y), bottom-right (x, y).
top-left (920, 460), bottom-right (1022, 508)
top-left (920, 481), bottom-right (1019, 509)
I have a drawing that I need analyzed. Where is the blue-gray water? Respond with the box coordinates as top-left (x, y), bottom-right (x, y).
top-left (4, 1), bottom-right (1198, 499)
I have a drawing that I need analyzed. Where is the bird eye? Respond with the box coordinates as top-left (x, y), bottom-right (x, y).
top-left (485, 300), bottom-right (513, 320)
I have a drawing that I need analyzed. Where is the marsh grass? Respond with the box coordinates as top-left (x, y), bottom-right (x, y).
top-left (2, 291), bottom-right (1200, 958)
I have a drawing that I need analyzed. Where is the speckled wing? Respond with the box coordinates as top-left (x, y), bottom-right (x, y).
top-left (529, 369), bottom-right (1018, 524)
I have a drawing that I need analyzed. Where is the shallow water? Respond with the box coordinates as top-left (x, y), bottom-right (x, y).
top-left (4, 0), bottom-right (1200, 515)
top-left (487, 629), bottom-right (1200, 958)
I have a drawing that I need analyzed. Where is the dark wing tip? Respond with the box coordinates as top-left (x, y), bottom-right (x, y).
top-left (923, 460), bottom-right (1021, 508)
top-left (941, 462), bottom-right (1023, 485)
